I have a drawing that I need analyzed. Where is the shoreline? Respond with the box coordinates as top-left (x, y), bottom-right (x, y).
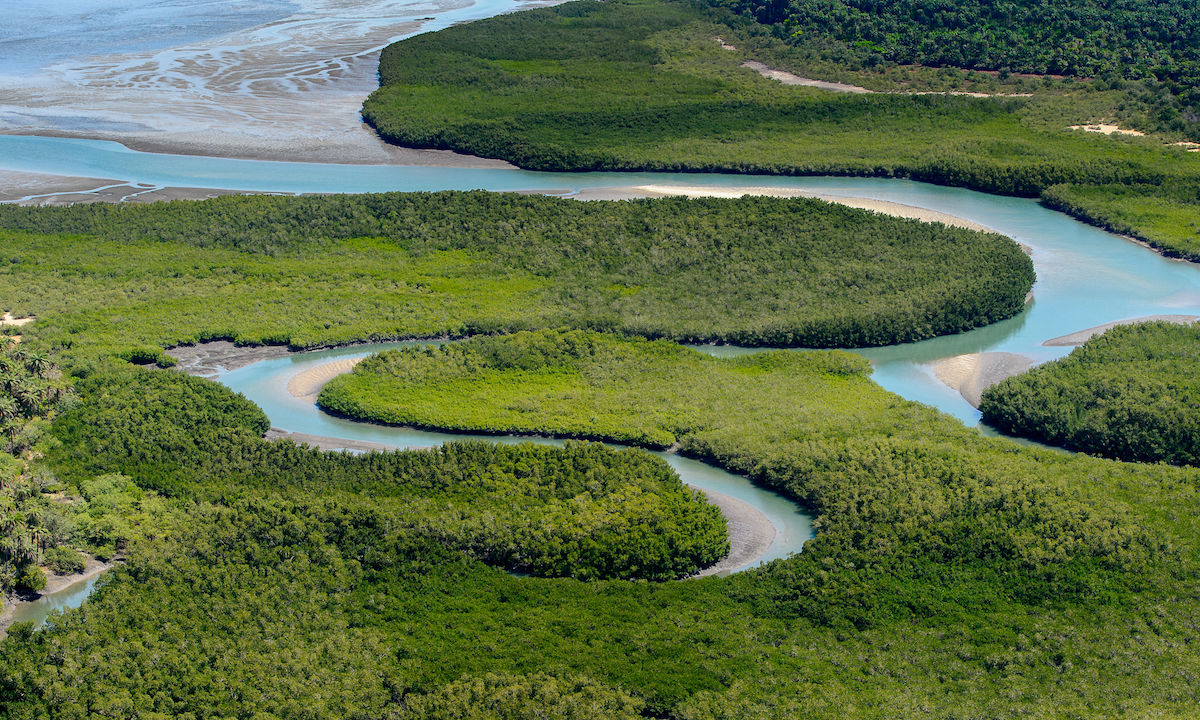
top-left (933, 352), bottom-right (1035, 407)
top-left (1043, 315), bottom-right (1200, 346)
top-left (0, 557), bottom-right (113, 636)
top-left (229, 353), bottom-right (784, 577)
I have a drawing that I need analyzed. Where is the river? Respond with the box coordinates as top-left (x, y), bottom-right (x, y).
top-left (3, 0), bottom-right (1198, 625)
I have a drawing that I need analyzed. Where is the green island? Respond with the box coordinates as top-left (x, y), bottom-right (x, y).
top-left (4, 0), bottom-right (1200, 716)
top-left (0, 191), bottom-right (1031, 358)
top-left (4, 325), bottom-right (1200, 716)
top-left (981, 322), bottom-right (1200, 466)
top-left (364, 0), bottom-right (1200, 259)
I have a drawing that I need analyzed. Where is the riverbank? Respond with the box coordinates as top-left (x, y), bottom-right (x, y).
top-left (933, 352), bottom-right (1035, 407)
top-left (0, 557), bottom-right (112, 636)
top-left (228, 351), bottom-right (786, 578)
top-left (601, 184), bottom-right (993, 231)
top-left (1043, 314), bottom-right (1200, 346)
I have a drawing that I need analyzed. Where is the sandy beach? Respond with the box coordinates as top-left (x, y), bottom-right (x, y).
top-left (1043, 314), bottom-right (1199, 346)
top-left (933, 352), bottom-right (1035, 407)
top-left (610, 184), bottom-right (993, 231)
top-left (287, 357), bottom-right (365, 401)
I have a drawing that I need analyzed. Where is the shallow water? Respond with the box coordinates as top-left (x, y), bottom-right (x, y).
top-left (5, 572), bottom-right (106, 631)
top-left (3, 134), bottom-right (1197, 423)
top-left (217, 342), bottom-right (816, 573)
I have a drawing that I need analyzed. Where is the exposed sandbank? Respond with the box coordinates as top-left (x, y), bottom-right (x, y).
top-left (166, 339), bottom-right (293, 377)
top-left (1042, 315), bottom-right (1200, 346)
top-left (612, 184), bottom-right (993, 231)
top-left (287, 357), bottom-right (365, 401)
top-left (741, 60), bottom-right (872, 94)
top-left (0, 556), bottom-right (113, 636)
top-left (934, 352), bottom-right (1035, 407)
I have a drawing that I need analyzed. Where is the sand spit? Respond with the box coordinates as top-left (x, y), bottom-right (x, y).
top-left (741, 61), bottom-right (872, 94)
top-left (265, 428), bottom-right (403, 454)
top-left (287, 357), bottom-right (365, 401)
top-left (1043, 315), bottom-right (1200, 346)
top-left (623, 184), bottom-right (993, 231)
top-left (690, 489), bottom-right (777, 578)
top-left (1068, 124), bottom-right (1146, 137)
top-left (934, 352), bottom-right (1035, 407)
top-left (0, 556), bottom-right (113, 637)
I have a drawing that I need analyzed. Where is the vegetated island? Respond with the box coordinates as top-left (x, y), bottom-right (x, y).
top-left (0, 191), bottom-right (1032, 361)
top-left (363, 0), bottom-right (1200, 260)
top-left (5, 321), bottom-right (1200, 716)
top-left (981, 321), bottom-right (1200, 465)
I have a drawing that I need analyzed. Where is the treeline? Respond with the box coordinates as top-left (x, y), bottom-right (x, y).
top-left (363, 0), bottom-right (1200, 253)
top-left (0, 342), bottom-right (82, 596)
top-left (50, 368), bottom-right (728, 581)
top-left (981, 322), bottom-right (1200, 465)
top-left (1041, 180), bottom-right (1200, 261)
top-left (710, 0), bottom-right (1200, 133)
top-left (3, 333), bottom-right (1200, 715)
top-left (0, 191), bottom-right (1033, 357)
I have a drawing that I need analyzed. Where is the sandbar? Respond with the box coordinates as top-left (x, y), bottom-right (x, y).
top-left (615, 184), bottom-right (993, 231)
top-left (934, 352), bottom-right (1035, 407)
top-left (1042, 315), bottom-right (1199, 346)
top-left (287, 357), bottom-right (365, 401)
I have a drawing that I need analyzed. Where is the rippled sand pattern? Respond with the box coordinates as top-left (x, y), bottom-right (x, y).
top-left (0, 0), bottom-right (546, 163)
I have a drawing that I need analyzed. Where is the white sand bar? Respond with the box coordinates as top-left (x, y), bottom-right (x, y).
top-left (628, 185), bottom-right (993, 231)
top-left (1043, 315), bottom-right (1199, 346)
top-left (934, 352), bottom-right (1035, 407)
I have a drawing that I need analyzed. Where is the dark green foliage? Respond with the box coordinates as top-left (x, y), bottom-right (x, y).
top-left (0, 191), bottom-right (1033, 352)
top-left (3, 333), bottom-right (1200, 716)
top-left (42, 547), bottom-right (85, 575)
top-left (364, 0), bottom-right (1200, 197)
top-left (391, 673), bottom-right (645, 719)
top-left (714, 0), bottom-right (1200, 132)
top-left (48, 368), bottom-right (728, 581)
top-left (981, 322), bottom-right (1200, 465)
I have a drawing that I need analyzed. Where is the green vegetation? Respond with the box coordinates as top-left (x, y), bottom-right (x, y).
top-left (50, 369), bottom-right (726, 581)
top-left (714, 0), bottom-right (1200, 133)
top-left (981, 322), bottom-right (1200, 465)
top-left (0, 191), bottom-right (1032, 356)
top-left (12, 328), bottom-right (1200, 715)
top-left (1042, 181), bottom-right (1200, 261)
top-left (362, 0), bottom-right (1200, 257)
top-left (0, 341), bottom-right (79, 597)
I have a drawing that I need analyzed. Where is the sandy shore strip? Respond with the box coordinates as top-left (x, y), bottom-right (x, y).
top-left (1043, 315), bottom-right (1200, 346)
top-left (690, 488), bottom-right (777, 578)
top-left (1068, 124), bottom-right (1145, 137)
top-left (0, 556), bottom-right (113, 636)
top-left (616, 185), bottom-right (993, 231)
top-left (2, 311), bottom-right (34, 326)
top-left (287, 357), bottom-right (365, 401)
top-left (741, 61), bottom-right (872, 94)
top-left (265, 427), bottom-right (404, 454)
top-left (934, 352), bottom-right (1035, 407)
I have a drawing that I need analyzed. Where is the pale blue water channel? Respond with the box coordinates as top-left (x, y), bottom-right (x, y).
top-left (216, 342), bottom-right (816, 573)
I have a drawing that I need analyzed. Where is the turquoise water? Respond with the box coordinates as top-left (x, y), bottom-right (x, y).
top-left (216, 343), bottom-right (816, 573)
top-left (3, 134), bottom-right (1197, 423)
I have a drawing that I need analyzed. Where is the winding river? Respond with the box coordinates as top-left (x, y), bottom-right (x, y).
top-left (3, 0), bottom-right (1199, 624)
